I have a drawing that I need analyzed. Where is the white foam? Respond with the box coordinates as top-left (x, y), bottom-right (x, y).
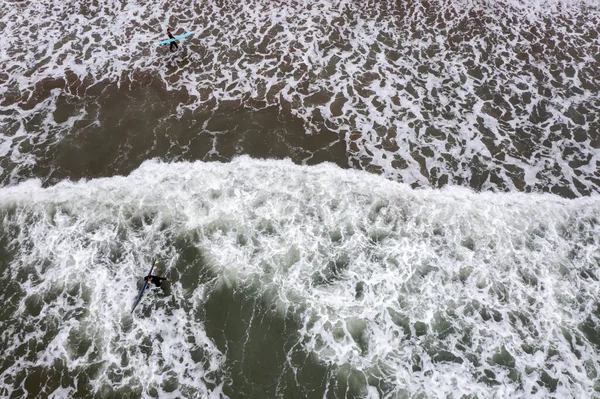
top-left (1, 158), bottom-right (599, 396)
top-left (1, 0), bottom-right (599, 193)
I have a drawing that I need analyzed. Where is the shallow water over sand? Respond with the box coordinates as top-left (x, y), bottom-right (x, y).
top-left (1, 0), bottom-right (600, 398)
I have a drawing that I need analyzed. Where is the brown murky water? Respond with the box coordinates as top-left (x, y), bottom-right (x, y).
top-left (1, 1), bottom-right (600, 398)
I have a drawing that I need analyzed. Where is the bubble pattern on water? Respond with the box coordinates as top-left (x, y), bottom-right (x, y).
top-left (0, 181), bottom-right (227, 398)
top-left (1, 158), bottom-right (599, 397)
top-left (188, 158), bottom-right (600, 397)
top-left (1, 0), bottom-right (599, 195)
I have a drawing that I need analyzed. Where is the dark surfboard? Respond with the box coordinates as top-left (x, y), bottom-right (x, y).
top-left (131, 259), bottom-right (158, 313)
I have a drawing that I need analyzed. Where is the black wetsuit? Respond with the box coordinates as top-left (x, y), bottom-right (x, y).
top-left (144, 275), bottom-right (168, 287)
top-left (168, 32), bottom-right (178, 51)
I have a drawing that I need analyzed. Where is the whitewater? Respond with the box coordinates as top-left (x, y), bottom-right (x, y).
top-left (1, 0), bottom-right (599, 194)
top-left (0, 158), bottom-right (599, 398)
top-left (1, 0), bottom-right (600, 398)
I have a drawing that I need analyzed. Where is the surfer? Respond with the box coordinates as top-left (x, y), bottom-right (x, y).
top-left (144, 274), bottom-right (169, 287)
top-left (167, 28), bottom-right (179, 52)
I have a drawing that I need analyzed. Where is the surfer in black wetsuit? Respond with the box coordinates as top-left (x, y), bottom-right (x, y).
top-left (144, 275), bottom-right (169, 287)
top-left (167, 28), bottom-right (179, 52)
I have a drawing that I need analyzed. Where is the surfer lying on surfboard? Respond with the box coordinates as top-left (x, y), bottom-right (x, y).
top-left (132, 259), bottom-right (166, 313)
top-left (144, 274), bottom-right (169, 287)
top-left (167, 28), bottom-right (178, 52)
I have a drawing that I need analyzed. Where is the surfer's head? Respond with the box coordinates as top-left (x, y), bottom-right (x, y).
top-left (167, 28), bottom-right (171, 33)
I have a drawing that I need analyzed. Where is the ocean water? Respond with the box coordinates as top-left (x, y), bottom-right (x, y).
top-left (0, 0), bottom-right (599, 398)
